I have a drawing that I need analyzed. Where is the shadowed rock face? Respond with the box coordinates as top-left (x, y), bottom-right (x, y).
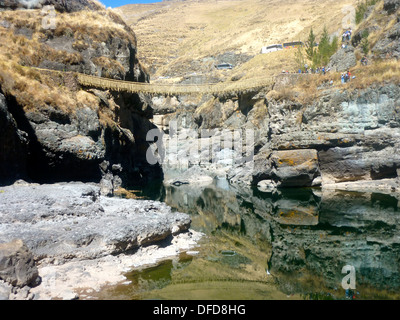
top-left (1, 89), bottom-right (162, 188)
top-left (0, 93), bottom-right (28, 184)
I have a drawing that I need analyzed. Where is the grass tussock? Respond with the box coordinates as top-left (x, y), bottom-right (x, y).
top-left (346, 59), bottom-right (400, 90)
top-left (0, 57), bottom-right (75, 112)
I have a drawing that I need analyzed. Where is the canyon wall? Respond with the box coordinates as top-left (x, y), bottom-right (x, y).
top-left (150, 79), bottom-right (400, 192)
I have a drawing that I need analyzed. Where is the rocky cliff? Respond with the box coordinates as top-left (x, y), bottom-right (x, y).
top-left (0, 0), bottom-right (399, 300)
top-left (151, 77), bottom-right (400, 193)
top-left (0, 1), bottom-right (159, 189)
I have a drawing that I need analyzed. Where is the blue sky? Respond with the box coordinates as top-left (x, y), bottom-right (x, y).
top-left (99, 0), bottom-right (163, 8)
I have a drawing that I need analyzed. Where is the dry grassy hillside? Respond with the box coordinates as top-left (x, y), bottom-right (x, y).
top-left (117, 0), bottom-right (359, 82)
top-left (0, 4), bottom-right (140, 119)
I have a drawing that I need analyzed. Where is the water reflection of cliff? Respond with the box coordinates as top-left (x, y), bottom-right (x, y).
top-left (162, 179), bottom-right (400, 299)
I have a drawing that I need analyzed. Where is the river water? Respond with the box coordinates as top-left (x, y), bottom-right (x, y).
top-left (95, 178), bottom-right (400, 300)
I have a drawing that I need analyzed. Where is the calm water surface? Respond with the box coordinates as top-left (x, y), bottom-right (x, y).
top-left (94, 178), bottom-right (400, 300)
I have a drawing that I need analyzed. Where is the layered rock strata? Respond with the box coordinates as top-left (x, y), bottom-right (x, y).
top-left (150, 82), bottom-right (400, 191)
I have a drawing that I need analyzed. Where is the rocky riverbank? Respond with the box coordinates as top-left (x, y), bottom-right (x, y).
top-left (0, 181), bottom-right (202, 300)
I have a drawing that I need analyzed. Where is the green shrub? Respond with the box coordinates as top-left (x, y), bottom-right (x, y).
top-left (305, 26), bottom-right (339, 69)
top-left (356, 0), bottom-right (379, 24)
top-left (361, 37), bottom-right (370, 55)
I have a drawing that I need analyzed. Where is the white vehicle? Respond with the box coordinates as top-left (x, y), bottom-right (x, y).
top-left (261, 44), bottom-right (283, 54)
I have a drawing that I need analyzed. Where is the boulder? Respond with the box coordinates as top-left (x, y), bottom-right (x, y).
top-left (328, 45), bottom-right (357, 72)
top-left (269, 149), bottom-right (321, 187)
top-left (0, 240), bottom-right (39, 288)
top-left (383, 0), bottom-right (400, 14)
top-left (0, 282), bottom-right (11, 300)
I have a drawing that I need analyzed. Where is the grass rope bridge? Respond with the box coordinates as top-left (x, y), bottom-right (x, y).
top-left (29, 66), bottom-right (275, 95)
top-left (76, 73), bottom-right (275, 95)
